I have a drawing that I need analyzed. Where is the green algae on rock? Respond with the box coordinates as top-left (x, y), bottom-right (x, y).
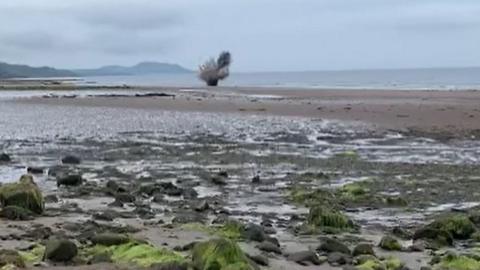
top-left (427, 215), bottom-right (477, 240)
top-left (181, 220), bottom-right (245, 240)
top-left (86, 242), bottom-right (185, 267)
top-left (0, 250), bottom-right (26, 269)
top-left (0, 205), bottom-right (34, 220)
top-left (288, 186), bottom-right (337, 208)
top-left (19, 245), bottom-right (45, 265)
top-left (379, 235), bottom-right (402, 251)
top-left (192, 238), bottom-right (257, 270)
top-left (0, 175), bottom-right (44, 215)
top-left (306, 205), bottom-right (355, 233)
top-left (91, 233), bottom-right (130, 246)
top-left (434, 253), bottom-right (480, 270)
top-left (356, 256), bottom-right (404, 270)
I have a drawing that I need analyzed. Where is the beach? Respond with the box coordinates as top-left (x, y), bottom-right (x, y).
top-left (1, 85), bottom-right (480, 269)
top-left (16, 86), bottom-right (480, 140)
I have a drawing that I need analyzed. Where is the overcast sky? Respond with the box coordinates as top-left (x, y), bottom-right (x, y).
top-left (0, 0), bottom-right (479, 72)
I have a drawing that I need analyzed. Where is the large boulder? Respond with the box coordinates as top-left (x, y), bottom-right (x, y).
top-left (192, 238), bottom-right (257, 270)
top-left (317, 238), bottom-right (351, 254)
top-left (0, 175), bottom-right (44, 214)
top-left (61, 155), bottom-right (81, 165)
top-left (91, 233), bottom-right (130, 246)
top-left (0, 205), bottom-right (34, 221)
top-left (57, 174), bottom-right (83, 187)
top-left (0, 153), bottom-right (11, 163)
top-left (379, 235), bottom-right (402, 251)
top-left (44, 238), bottom-right (78, 262)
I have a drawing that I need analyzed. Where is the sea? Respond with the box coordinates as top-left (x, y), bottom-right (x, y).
top-left (70, 67), bottom-right (480, 90)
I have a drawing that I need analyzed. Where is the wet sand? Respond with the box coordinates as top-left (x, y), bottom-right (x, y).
top-left (16, 86), bottom-right (480, 140)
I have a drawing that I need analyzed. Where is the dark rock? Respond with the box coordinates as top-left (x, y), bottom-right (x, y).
top-left (135, 206), bottom-right (156, 220)
top-left (318, 238), bottom-right (351, 255)
top-left (0, 153), bottom-right (11, 162)
top-left (247, 254), bottom-right (269, 266)
top-left (108, 199), bottom-right (124, 207)
top-left (93, 210), bottom-right (117, 221)
top-left (115, 192), bottom-right (136, 203)
top-left (195, 200), bottom-right (209, 212)
top-left (287, 250), bottom-right (324, 265)
top-left (172, 212), bottom-right (206, 224)
top-left (392, 226), bottom-right (413, 239)
top-left (0, 206), bottom-right (34, 221)
top-left (252, 175), bottom-right (261, 184)
top-left (413, 228), bottom-right (453, 248)
top-left (61, 155), bottom-right (81, 165)
top-left (27, 167), bottom-right (44, 174)
top-left (182, 188), bottom-right (198, 199)
top-left (243, 223), bottom-right (266, 242)
top-left (352, 243), bottom-right (375, 257)
top-left (264, 236), bottom-right (280, 247)
top-left (152, 194), bottom-right (164, 203)
top-left (44, 239), bottom-right (78, 262)
top-left (379, 235), bottom-right (402, 251)
top-left (211, 175), bottom-right (227, 185)
top-left (257, 241), bottom-right (282, 254)
top-left (57, 174), bottom-right (83, 187)
top-left (91, 233), bottom-right (129, 246)
top-left (44, 194), bottom-right (59, 203)
top-left (159, 182), bottom-right (183, 196)
top-left (218, 171), bottom-right (229, 178)
top-left (327, 252), bottom-right (351, 266)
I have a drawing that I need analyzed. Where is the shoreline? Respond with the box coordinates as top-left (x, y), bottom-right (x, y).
top-left (9, 85), bottom-right (480, 141)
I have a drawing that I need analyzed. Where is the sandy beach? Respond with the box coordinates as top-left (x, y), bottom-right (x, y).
top-left (16, 86), bottom-right (480, 140)
top-left (1, 85), bottom-right (480, 270)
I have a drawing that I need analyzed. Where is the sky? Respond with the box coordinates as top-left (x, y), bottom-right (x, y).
top-left (0, 0), bottom-right (479, 72)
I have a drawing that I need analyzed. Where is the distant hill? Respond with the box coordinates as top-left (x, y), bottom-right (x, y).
top-left (0, 62), bottom-right (76, 79)
top-left (74, 62), bottom-right (191, 76)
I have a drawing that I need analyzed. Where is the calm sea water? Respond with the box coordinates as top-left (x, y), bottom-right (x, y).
top-left (74, 67), bottom-right (480, 90)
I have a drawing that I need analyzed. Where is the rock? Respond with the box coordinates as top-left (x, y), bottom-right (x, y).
top-left (57, 174), bottom-right (83, 187)
top-left (392, 226), bottom-right (413, 239)
top-left (352, 243), bottom-right (375, 257)
top-left (44, 239), bottom-right (78, 262)
top-left (420, 267), bottom-right (432, 270)
top-left (44, 194), bottom-right (59, 203)
top-left (419, 214), bottom-right (476, 240)
top-left (0, 153), bottom-right (11, 162)
top-left (149, 262), bottom-right (188, 270)
top-left (192, 238), bottom-right (257, 270)
top-left (159, 182), bottom-right (183, 196)
top-left (287, 251), bottom-right (324, 265)
top-left (106, 180), bottom-right (120, 192)
top-left (379, 235), bottom-right (402, 251)
top-left (108, 199), bottom-right (124, 207)
top-left (195, 200), bottom-right (209, 212)
top-left (0, 174), bottom-right (44, 214)
top-left (27, 167), bottom-right (44, 174)
top-left (182, 188), bottom-right (198, 199)
top-left (257, 241), bottom-right (282, 254)
top-left (135, 206), bottom-right (156, 220)
top-left (252, 175), bottom-right (261, 184)
top-left (243, 223), bottom-right (266, 242)
top-left (115, 192), bottom-right (136, 203)
top-left (93, 210), bottom-right (117, 221)
top-left (61, 155), bottom-right (81, 165)
top-left (218, 171), bottom-right (229, 178)
top-left (412, 228), bottom-right (453, 249)
top-left (384, 196), bottom-right (408, 207)
top-left (0, 249), bottom-right (26, 268)
top-left (0, 206), bottom-right (34, 221)
top-left (172, 212), bottom-right (206, 224)
top-left (264, 236), bottom-right (280, 247)
top-left (307, 206), bottom-right (354, 232)
top-left (91, 233), bottom-right (129, 246)
top-left (318, 238), bottom-right (351, 254)
top-left (327, 252), bottom-right (351, 266)
top-left (247, 254), bottom-right (269, 266)
top-left (211, 175), bottom-right (227, 185)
